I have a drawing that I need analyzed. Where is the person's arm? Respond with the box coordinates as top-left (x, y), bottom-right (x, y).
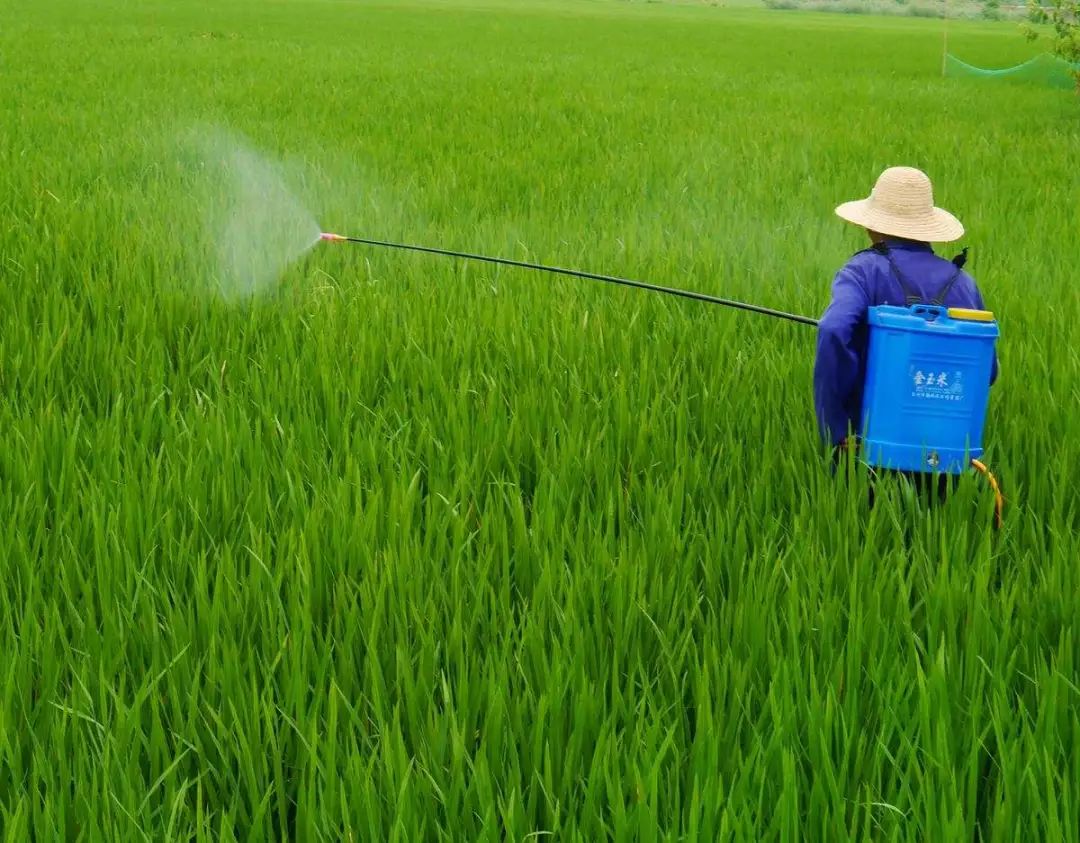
top-left (814, 264), bottom-right (870, 448)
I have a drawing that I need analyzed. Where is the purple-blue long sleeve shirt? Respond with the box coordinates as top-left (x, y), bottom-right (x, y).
top-left (814, 240), bottom-right (998, 447)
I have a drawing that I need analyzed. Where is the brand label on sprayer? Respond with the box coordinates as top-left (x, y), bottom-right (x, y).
top-left (910, 368), bottom-right (965, 402)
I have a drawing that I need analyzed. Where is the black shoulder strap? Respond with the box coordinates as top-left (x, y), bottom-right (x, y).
top-left (868, 243), bottom-right (971, 307)
top-left (930, 247), bottom-right (970, 306)
top-left (871, 243), bottom-right (922, 306)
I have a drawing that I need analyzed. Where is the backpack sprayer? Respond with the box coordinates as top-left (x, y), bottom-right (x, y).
top-left (319, 231), bottom-right (1004, 526)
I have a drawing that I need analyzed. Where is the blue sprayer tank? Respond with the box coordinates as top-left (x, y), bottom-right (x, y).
top-left (860, 304), bottom-right (999, 474)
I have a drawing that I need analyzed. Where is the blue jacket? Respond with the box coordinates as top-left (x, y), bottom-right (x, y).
top-left (814, 239), bottom-right (998, 448)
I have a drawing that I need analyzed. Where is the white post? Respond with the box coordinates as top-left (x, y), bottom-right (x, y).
top-left (941, 0), bottom-right (949, 77)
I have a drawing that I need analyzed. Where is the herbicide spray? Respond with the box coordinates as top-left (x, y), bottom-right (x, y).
top-left (182, 130), bottom-right (1003, 525)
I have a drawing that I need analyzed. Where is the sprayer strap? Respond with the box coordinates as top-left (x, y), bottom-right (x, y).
top-left (930, 266), bottom-right (964, 306)
top-left (872, 243), bottom-right (922, 306)
top-left (928, 247), bottom-right (970, 306)
top-left (872, 243), bottom-right (969, 307)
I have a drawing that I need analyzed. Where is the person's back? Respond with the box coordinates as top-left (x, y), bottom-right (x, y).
top-left (854, 240), bottom-right (985, 312)
top-left (813, 167), bottom-right (998, 453)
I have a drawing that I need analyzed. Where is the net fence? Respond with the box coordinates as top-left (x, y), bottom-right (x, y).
top-left (945, 52), bottom-right (1080, 90)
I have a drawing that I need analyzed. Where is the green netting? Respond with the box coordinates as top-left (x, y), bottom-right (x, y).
top-left (945, 52), bottom-right (1080, 90)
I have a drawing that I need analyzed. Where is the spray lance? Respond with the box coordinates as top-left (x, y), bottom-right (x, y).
top-left (318, 232), bottom-right (819, 327)
top-left (318, 231), bottom-right (1003, 527)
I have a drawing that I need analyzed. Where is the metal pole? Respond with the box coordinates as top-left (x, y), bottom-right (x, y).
top-left (320, 233), bottom-right (819, 327)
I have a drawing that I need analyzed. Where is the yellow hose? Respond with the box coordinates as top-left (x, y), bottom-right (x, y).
top-left (971, 459), bottom-right (1004, 530)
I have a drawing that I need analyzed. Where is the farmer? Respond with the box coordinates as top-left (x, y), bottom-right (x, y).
top-left (814, 166), bottom-right (998, 497)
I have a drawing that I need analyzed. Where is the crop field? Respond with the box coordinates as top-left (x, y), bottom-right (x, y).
top-left (1, 0), bottom-right (1079, 839)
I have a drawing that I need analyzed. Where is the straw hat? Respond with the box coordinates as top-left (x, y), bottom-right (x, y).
top-left (835, 167), bottom-right (964, 243)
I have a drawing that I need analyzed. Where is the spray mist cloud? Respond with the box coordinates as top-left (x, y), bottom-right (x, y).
top-left (184, 127), bottom-right (322, 300)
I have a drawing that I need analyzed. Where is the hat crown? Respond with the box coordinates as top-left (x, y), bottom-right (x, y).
top-left (869, 167), bottom-right (935, 217)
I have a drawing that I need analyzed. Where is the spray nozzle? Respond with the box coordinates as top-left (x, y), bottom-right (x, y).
top-left (320, 232), bottom-right (346, 242)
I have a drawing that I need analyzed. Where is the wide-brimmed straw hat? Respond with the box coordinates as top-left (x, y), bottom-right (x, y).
top-left (835, 167), bottom-right (964, 243)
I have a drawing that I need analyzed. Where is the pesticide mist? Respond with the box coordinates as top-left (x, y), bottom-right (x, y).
top-left (182, 127), bottom-right (322, 299)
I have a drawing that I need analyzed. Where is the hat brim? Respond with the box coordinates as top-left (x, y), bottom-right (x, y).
top-left (835, 199), bottom-right (965, 243)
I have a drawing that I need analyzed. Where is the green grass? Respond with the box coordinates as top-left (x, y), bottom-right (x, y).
top-left (1, 0), bottom-right (1079, 839)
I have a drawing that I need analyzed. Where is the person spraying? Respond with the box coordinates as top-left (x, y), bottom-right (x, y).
top-left (319, 164), bottom-right (1004, 522)
top-left (814, 166), bottom-right (1001, 511)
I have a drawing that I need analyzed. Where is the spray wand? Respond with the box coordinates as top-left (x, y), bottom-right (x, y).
top-left (319, 232), bottom-right (818, 327)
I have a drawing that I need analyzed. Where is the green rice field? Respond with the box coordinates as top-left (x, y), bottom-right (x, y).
top-left (1, 0), bottom-right (1079, 838)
